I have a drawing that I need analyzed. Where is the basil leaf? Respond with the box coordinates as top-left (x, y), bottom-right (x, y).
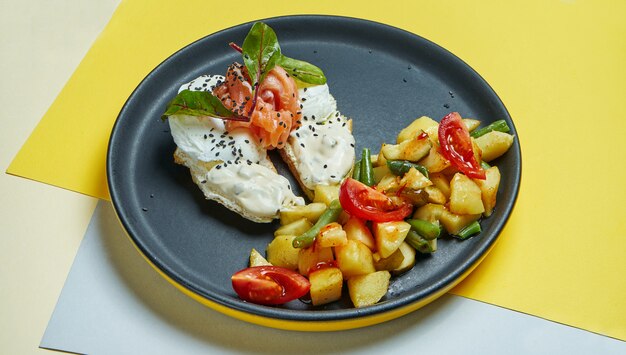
top-left (241, 22), bottom-right (282, 88)
top-left (278, 55), bottom-right (327, 85)
top-left (161, 90), bottom-right (243, 121)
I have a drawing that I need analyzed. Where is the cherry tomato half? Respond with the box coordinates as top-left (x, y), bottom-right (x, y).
top-left (438, 112), bottom-right (486, 179)
top-left (339, 178), bottom-right (413, 222)
top-left (231, 266), bottom-right (310, 305)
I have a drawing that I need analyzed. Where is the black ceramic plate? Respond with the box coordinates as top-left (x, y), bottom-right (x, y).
top-left (107, 15), bottom-right (521, 330)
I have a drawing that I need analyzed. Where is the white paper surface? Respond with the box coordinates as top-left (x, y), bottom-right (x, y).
top-left (41, 201), bottom-right (625, 355)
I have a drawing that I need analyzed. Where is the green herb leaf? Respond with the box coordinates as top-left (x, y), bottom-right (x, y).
top-left (161, 90), bottom-right (246, 121)
top-left (278, 55), bottom-right (327, 85)
top-left (241, 22), bottom-right (282, 89)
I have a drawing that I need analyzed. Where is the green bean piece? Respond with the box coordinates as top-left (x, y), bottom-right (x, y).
top-left (470, 119), bottom-right (510, 138)
top-left (386, 160), bottom-right (429, 179)
top-left (405, 230), bottom-right (437, 253)
top-left (352, 159), bottom-right (362, 180)
top-left (360, 148), bottom-right (375, 186)
top-left (292, 199), bottom-right (343, 248)
top-left (455, 221), bottom-right (482, 239)
top-left (407, 219), bottom-right (441, 240)
top-left (481, 161), bottom-right (491, 170)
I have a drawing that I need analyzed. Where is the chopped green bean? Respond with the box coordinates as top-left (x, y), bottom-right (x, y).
top-left (405, 230), bottom-right (437, 253)
top-left (407, 219), bottom-right (441, 240)
top-left (387, 160), bottom-right (429, 179)
top-left (470, 120), bottom-right (510, 138)
top-left (292, 200), bottom-right (343, 248)
top-left (455, 221), bottom-right (482, 239)
top-left (352, 159), bottom-right (362, 181)
top-left (360, 148), bottom-right (374, 186)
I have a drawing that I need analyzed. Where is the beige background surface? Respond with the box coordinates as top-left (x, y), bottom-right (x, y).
top-left (0, 1), bottom-right (119, 353)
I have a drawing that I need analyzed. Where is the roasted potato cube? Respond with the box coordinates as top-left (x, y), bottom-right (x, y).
top-left (440, 210), bottom-right (481, 235)
top-left (249, 248), bottom-right (271, 267)
top-left (463, 118), bottom-right (481, 132)
top-left (375, 146), bottom-right (387, 167)
top-left (280, 203), bottom-right (327, 225)
top-left (473, 166), bottom-right (501, 217)
top-left (373, 248), bottom-right (405, 271)
top-left (317, 222), bottom-right (347, 248)
top-left (266, 235), bottom-right (300, 270)
top-left (397, 116), bottom-right (438, 143)
top-left (373, 165), bottom-right (391, 184)
top-left (309, 267), bottom-right (343, 306)
top-left (343, 216), bottom-right (376, 250)
top-left (382, 134), bottom-right (432, 162)
top-left (392, 242), bottom-right (416, 275)
top-left (450, 173), bottom-right (485, 215)
top-left (373, 221), bottom-right (411, 258)
top-left (348, 271), bottom-right (391, 307)
top-left (413, 203), bottom-right (445, 222)
top-left (313, 185), bottom-right (340, 206)
top-left (474, 131), bottom-right (514, 162)
top-left (335, 240), bottom-right (376, 278)
top-left (298, 246), bottom-right (334, 276)
top-left (375, 173), bottom-right (401, 193)
top-left (429, 173), bottom-right (451, 199)
top-left (274, 218), bottom-right (313, 237)
top-left (419, 145), bottom-right (451, 173)
top-left (400, 167), bottom-right (432, 190)
top-left (424, 186), bottom-right (447, 204)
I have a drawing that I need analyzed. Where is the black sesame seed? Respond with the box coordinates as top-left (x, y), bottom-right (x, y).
top-left (142, 208), bottom-right (148, 212)
top-left (244, 139), bottom-right (250, 144)
top-left (216, 165), bottom-right (222, 169)
top-left (403, 78), bottom-right (407, 83)
top-left (300, 143), bottom-right (305, 148)
top-left (277, 112), bottom-right (281, 117)
top-left (302, 98), bottom-right (307, 102)
top-left (204, 134), bottom-right (207, 139)
top-left (304, 88), bottom-right (308, 92)
top-left (323, 164), bottom-right (328, 169)
top-left (331, 175), bottom-right (336, 178)
top-left (201, 180), bottom-right (207, 184)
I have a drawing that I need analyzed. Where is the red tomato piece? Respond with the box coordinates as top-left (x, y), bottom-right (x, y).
top-left (339, 178), bottom-right (413, 222)
top-left (231, 266), bottom-right (310, 305)
top-left (438, 112), bottom-right (486, 179)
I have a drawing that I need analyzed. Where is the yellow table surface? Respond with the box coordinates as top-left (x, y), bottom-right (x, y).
top-left (7, 0), bottom-right (626, 340)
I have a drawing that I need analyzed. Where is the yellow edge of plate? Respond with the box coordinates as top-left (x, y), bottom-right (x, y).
top-left (113, 207), bottom-right (497, 331)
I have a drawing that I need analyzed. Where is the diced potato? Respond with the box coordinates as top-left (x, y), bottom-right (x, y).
top-left (274, 218), bottom-right (313, 237)
top-left (309, 267), bottom-right (343, 306)
top-left (373, 165), bottom-right (391, 184)
top-left (439, 209), bottom-right (481, 235)
top-left (399, 167), bottom-right (432, 190)
top-left (382, 134), bottom-right (432, 162)
top-left (373, 248), bottom-right (405, 271)
top-left (472, 138), bottom-right (483, 166)
top-left (375, 174), bottom-right (401, 193)
top-left (298, 246), bottom-right (334, 276)
top-left (313, 185), bottom-right (340, 206)
top-left (429, 173), bottom-right (451, 199)
top-left (473, 166), bottom-right (501, 217)
top-left (280, 203), bottom-right (327, 225)
top-left (249, 248), bottom-right (271, 267)
top-left (335, 240), bottom-right (376, 278)
top-left (449, 173), bottom-right (485, 215)
top-left (463, 118), bottom-right (481, 132)
top-left (419, 145), bottom-right (451, 173)
top-left (423, 125), bottom-right (439, 143)
top-left (474, 131), bottom-right (514, 162)
top-left (375, 147), bottom-right (387, 167)
top-left (424, 186), bottom-right (447, 204)
top-left (392, 242), bottom-right (416, 275)
top-left (348, 271), bottom-right (391, 307)
top-left (413, 203), bottom-right (446, 222)
top-left (373, 221), bottom-right (411, 258)
top-left (397, 116), bottom-right (438, 143)
top-left (317, 222), bottom-right (347, 248)
top-left (266, 235), bottom-right (300, 270)
top-left (343, 216), bottom-right (376, 250)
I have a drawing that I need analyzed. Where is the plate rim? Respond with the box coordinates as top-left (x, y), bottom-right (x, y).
top-left (107, 14), bottom-right (522, 329)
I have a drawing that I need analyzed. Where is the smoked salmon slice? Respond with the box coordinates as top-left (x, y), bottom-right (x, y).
top-left (213, 62), bottom-right (302, 149)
